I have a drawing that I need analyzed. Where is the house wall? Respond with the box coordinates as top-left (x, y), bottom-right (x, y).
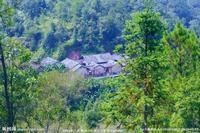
top-left (92, 65), bottom-right (106, 77)
top-left (112, 64), bottom-right (122, 74)
top-left (75, 67), bottom-right (88, 78)
top-left (105, 67), bottom-right (113, 75)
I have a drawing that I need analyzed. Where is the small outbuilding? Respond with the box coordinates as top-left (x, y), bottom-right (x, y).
top-left (72, 65), bottom-right (88, 78)
top-left (40, 57), bottom-right (59, 67)
top-left (61, 58), bottom-right (79, 70)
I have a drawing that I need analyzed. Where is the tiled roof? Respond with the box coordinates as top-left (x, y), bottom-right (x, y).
top-left (71, 64), bottom-right (83, 72)
top-left (100, 60), bottom-right (116, 68)
top-left (112, 54), bottom-right (124, 61)
top-left (61, 58), bottom-right (79, 69)
top-left (41, 57), bottom-right (58, 67)
top-left (83, 53), bottom-right (114, 64)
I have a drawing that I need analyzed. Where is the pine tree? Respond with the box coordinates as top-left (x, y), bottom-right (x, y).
top-left (124, 8), bottom-right (167, 132)
top-left (162, 23), bottom-right (200, 128)
top-left (101, 9), bottom-right (169, 132)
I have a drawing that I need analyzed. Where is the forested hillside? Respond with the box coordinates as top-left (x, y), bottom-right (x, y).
top-left (7, 0), bottom-right (200, 60)
top-left (0, 0), bottom-right (200, 132)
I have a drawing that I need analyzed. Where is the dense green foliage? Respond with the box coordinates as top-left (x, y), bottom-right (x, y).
top-left (6, 0), bottom-right (200, 60)
top-left (100, 9), bottom-right (170, 131)
top-left (0, 0), bottom-right (200, 132)
top-left (98, 10), bottom-right (200, 132)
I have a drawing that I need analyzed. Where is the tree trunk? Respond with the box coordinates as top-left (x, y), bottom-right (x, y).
top-left (45, 123), bottom-right (49, 133)
top-left (56, 122), bottom-right (61, 133)
top-left (143, 34), bottom-right (149, 133)
top-left (143, 95), bottom-right (148, 133)
top-left (0, 44), bottom-right (13, 127)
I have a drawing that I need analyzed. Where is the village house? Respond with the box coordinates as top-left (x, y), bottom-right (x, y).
top-left (30, 53), bottom-right (124, 78)
top-left (71, 65), bottom-right (88, 78)
top-left (61, 58), bottom-right (88, 77)
top-left (80, 53), bottom-right (123, 77)
top-left (85, 63), bottom-right (106, 77)
top-left (61, 58), bottom-right (79, 70)
top-left (30, 57), bottom-right (61, 71)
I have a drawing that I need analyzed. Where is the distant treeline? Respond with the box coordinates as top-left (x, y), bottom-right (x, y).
top-left (6, 0), bottom-right (200, 60)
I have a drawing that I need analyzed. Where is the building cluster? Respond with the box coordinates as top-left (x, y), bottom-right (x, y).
top-left (30, 53), bottom-right (125, 78)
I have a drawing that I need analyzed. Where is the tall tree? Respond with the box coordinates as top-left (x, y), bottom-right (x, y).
top-left (0, 1), bottom-right (38, 128)
top-left (0, 0), bottom-right (14, 126)
top-left (101, 9), bottom-right (167, 132)
top-left (124, 8), bottom-right (166, 132)
top-left (161, 23), bottom-right (200, 128)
